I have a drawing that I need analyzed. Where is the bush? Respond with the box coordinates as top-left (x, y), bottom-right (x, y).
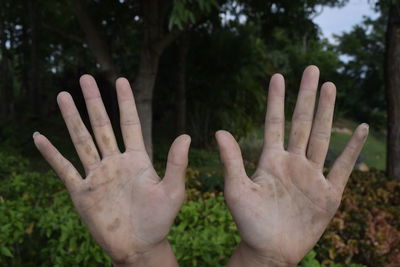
top-left (0, 171), bottom-right (110, 266)
top-left (317, 170), bottom-right (400, 266)
top-left (1, 152), bottom-right (394, 266)
top-left (169, 196), bottom-right (239, 266)
top-left (0, 170), bottom-right (347, 267)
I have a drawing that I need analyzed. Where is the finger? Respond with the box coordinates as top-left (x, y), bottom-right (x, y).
top-left (307, 82), bottom-right (336, 169)
top-left (115, 77), bottom-right (146, 152)
top-left (288, 65), bottom-right (320, 155)
top-left (162, 135), bottom-right (191, 196)
top-left (263, 73), bottom-right (285, 150)
top-left (33, 132), bottom-right (82, 192)
top-left (215, 130), bottom-right (247, 183)
top-left (327, 124), bottom-right (369, 193)
top-left (80, 74), bottom-right (119, 157)
top-left (57, 91), bottom-right (100, 173)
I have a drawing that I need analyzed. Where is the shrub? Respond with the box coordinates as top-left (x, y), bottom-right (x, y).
top-left (1, 151), bottom-right (392, 266)
top-left (0, 171), bottom-right (110, 266)
top-left (0, 152), bottom-right (28, 177)
top-left (169, 196), bottom-right (239, 266)
top-left (317, 170), bottom-right (400, 266)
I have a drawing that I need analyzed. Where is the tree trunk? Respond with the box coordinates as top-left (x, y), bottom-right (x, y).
top-left (69, 0), bottom-right (119, 133)
top-left (28, 0), bottom-right (40, 115)
top-left (0, 11), bottom-right (6, 121)
top-left (70, 0), bottom-right (182, 160)
top-left (385, 4), bottom-right (400, 180)
top-left (133, 0), bottom-right (181, 159)
top-left (69, 0), bottom-right (118, 84)
top-left (133, 47), bottom-right (160, 159)
top-left (175, 33), bottom-right (190, 135)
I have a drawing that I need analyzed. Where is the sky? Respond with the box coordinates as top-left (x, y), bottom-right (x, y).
top-left (313, 0), bottom-right (379, 43)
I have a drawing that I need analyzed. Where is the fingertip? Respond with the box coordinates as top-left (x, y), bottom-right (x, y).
top-left (169, 135), bottom-right (191, 159)
top-left (268, 74), bottom-right (285, 98)
top-left (321, 82), bottom-right (336, 97)
top-left (116, 77), bottom-right (130, 87)
top-left (305, 65), bottom-right (320, 75)
top-left (215, 130), bottom-right (241, 157)
top-left (33, 133), bottom-right (49, 151)
top-left (358, 123), bottom-right (369, 138)
top-left (215, 130), bottom-right (223, 139)
top-left (322, 81), bottom-right (335, 87)
top-left (360, 123), bottom-right (369, 130)
top-left (33, 132), bottom-right (42, 147)
top-left (79, 74), bottom-right (94, 85)
top-left (116, 77), bottom-right (134, 101)
top-left (33, 131), bottom-right (40, 139)
top-left (215, 130), bottom-right (228, 147)
top-left (179, 134), bottom-right (191, 144)
top-left (322, 81), bottom-right (336, 90)
top-left (172, 134), bottom-right (191, 146)
top-left (271, 73), bottom-right (284, 81)
top-left (56, 91), bottom-right (71, 105)
top-left (79, 75), bottom-right (101, 99)
top-left (215, 130), bottom-right (232, 140)
top-left (171, 135), bottom-right (191, 156)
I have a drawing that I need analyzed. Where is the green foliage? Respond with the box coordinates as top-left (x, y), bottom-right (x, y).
top-left (1, 127), bottom-right (391, 266)
top-left (169, 196), bottom-right (239, 266)
top-left (0, 151), bottom-right (28, 176)
top-left (300, 250), bottom-right (363, 267)
top-left (169, 0), bottom-right (219, 29)
top-left (334, 14), bottom-right (386, 129)
top-left (183, 23), bottom-right (268, 144)
top-left (0, 170), bottom-right (111, 266)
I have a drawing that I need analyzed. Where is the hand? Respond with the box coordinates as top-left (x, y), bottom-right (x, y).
top-left (33, 75), bottom-right (190, 266)
top-left (216, 66), bottom-right (369, 266)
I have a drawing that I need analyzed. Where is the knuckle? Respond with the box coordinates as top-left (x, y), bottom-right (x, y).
top-left (91, 117), bottom-right (111, 128)
top-left (121, 119), bottom-right (140, 126)
top-left (293, 113), bottom-right (313, 123)
top-left (266, 116), bottom-right (284, 124)
top-left (74, 134), bottom-right (93, 146)
top-left (311, 130), bottom-right (330, 141)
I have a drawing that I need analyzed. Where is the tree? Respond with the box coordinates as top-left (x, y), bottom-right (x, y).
top-left (0, 0), bottom-right (351, 158)
top-left (334, 15), bottom-right (386, 128)
top-left (385, 2), bottom-right (400, 179)
top-left (68, 0), bottom-right (218, 159)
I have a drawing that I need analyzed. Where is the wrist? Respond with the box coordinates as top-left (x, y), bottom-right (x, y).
top-left (112, 240), bottom-right (178, 267)
top-left (228, 242), bottom-right (297, 267)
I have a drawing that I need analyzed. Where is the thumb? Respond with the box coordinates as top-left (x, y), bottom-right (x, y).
top-left (163, 134), bottom-right (191, 196)
top-left (215, 130), bottom-right (247, 182)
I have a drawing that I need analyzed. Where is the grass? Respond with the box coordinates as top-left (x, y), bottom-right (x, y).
top-left (237, 119), bottom-right (387, 170)
top-left (328, 119), bottom-right (386, 170)
top-left (329, 131), bottom-right (386, 170)
top-left (2, 114), bottom-right (386, 182)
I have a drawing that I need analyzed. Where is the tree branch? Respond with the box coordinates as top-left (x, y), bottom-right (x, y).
top-left (69, 0), bottom-right (118, 84)
top-left (153, 27), bottom-right (184, 53)
top-left (154, 15), bottom-right (208, 53)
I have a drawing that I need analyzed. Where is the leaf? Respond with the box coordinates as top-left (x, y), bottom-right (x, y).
top-left (1, 246), bottom-right (13, 258)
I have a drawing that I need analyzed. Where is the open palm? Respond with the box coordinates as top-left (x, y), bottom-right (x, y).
top-left (34, 76), bottom-right (190, 265)
top-left (217, 66), bottom-right (368, 266)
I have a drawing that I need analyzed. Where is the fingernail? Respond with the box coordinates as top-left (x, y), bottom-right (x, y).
top-left (360, 124), bottom-right (369, 140)
top-left (185, 135), bottom-right (191, 143)
top-left (33, 131), bottom-right (40, 138)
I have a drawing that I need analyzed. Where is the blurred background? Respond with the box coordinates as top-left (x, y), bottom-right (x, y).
top-left (0, 0), bottom-right (399, 266)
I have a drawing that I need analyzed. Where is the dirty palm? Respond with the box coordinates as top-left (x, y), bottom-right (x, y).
top-left (34, 66), bottom-right (368, 266)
